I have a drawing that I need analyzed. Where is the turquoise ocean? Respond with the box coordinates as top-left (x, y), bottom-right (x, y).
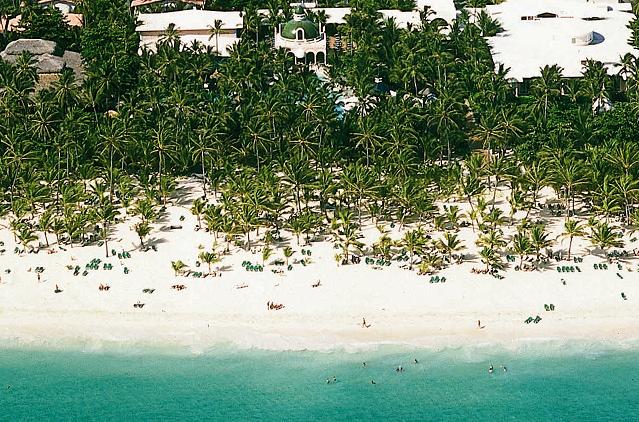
top-left (2, 342), bottom-right (638, 421)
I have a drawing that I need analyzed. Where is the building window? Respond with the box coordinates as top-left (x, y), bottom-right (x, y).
top-left (297, 28), bottom-right (304, 40)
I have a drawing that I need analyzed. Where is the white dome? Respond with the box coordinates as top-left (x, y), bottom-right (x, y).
top-left (571, 31), bottom-right (594, 46)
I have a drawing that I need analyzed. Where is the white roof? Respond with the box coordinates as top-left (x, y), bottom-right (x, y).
top-left (259, 0), bottom-right (456, 27)
top-left (416, 0), bottom-right (457, 23)
top-left (483, 0), bottom-right (637, 81)
top-left (136, 10), bottom-right (243, 32)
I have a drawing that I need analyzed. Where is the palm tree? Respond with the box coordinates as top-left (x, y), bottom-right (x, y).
top-left (476, 228), bottom-right (506, 251)
top-left (208, 19), bottom-right (223, 55)
top-left (332, 211), bottom-right (364, 265)
top-left (560, 219), bottom-right (586, 260)
top-left (191, 198), bottom-right (206, 228)
top-left (589, 223), bottom-right (623, 255)
top-left (372, 233), bottom-right (394, 260)
top-left (198, 251), bottom-right (219, 274)
top-left (92, 200), bottom-right (120, 257)
top-left (261, 245), bottom-right (273, 266)
top-left (511, 232), bottom-right (532, 268)
top-left (134, 221), bottom-right (151, 249)
top-left (531, 64), bottom-right (563, 122)
top-left (437, 232), bottom-right (464, 262)
top-left (401, 228), bottom-right (426, 270)
top-left (479, 247), bottom-right (502, 272)
top-left (283, 246), bottom-right (294, 266)
top-left (17, 226), bottom-right (38, 252)
top-left (171, 260), bottom-right (186, 276)
top-left (38, 208), bottom-right (54, 247)
top-left (353, 118), bottom-right (382, 166)
top-left (530, 224), bottom-right (553, 261)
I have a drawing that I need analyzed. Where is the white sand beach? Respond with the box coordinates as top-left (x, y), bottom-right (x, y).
top-left (1, 179), bottom-right (638, 352)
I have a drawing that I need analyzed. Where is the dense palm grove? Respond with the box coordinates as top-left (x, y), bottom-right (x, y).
top-left (1, 0), bottom-right (639, 269)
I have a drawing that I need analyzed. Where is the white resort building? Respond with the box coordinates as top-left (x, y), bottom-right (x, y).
top-left (274, 5), bottom-right (326, 65)
top-left (38, 0), bottom-right (76, 14)
top-left (136, 9), bottom-right (243, 55)
top-left (481, 0), bottom-right (637, 93)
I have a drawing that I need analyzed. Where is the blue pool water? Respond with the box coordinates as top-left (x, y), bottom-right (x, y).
top-left (2, 343), bottom-right (638, 421)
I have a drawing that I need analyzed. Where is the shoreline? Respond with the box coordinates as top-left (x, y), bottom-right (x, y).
top-left (3, 308), bottom-right (639, 355)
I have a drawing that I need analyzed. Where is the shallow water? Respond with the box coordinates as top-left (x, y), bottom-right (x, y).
top-left (2, 343), bottom-right (638, 421)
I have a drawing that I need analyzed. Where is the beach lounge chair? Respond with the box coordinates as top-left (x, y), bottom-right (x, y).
top-left (287, 265), bottom-right (292, 271)
top-left (550, 304), bottom-right (555, 311)
top-left (617, 273), bottom-right (623, 279)
top-left (524, 317), bottom-right (533, 324)
top-left (544, 304), bottom-right (550, 311)
top-left (557, 267), bottom-right (561, 272)
top-left (533, 316), bottom-right (542, 324)
top-left (594, 264), bottom-right (598, 270)
top-left (603, 264), bottom-right (608, 270)
top-left (621, 292), bottom-right (627, 300)
top-left (576, 266), bottom-right (581, 272)
top-left (440, 277), bottom-right (446, 283)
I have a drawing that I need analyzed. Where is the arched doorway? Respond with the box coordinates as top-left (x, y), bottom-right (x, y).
top-left (305, 51), bottom-right (315, 64)
top-left (316, 51), bottom-right (325, 64)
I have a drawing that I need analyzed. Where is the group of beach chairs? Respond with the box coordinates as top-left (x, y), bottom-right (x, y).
top-left (242, 261), bottom-right (264, 272)
top-left (429, 276), bottom-right (446, 283)
top-left (142, 288), bottom-right (155, 294)
top-left (171, 284), bottom-right (186, 291)
top-left (524, 316), bottom-right (542, 324)
top-left (543, 304), bottom-right (556, 311)
top-left (557, 266), bottom-right (580, 273)
top-left (113, 250), bottom-right (131, 259)
top-left (185, 271), bottom-right (208, 278)
top-left (300, 249), bottom-right (312, 257)
top-left (593, 263), bottom-right (608, 270)
top-left (365, 257), bottom-right (391, 266)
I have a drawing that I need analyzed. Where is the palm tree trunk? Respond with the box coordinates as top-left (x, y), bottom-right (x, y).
top-left (201, 151), bottom-right (207, 197)
top-left (567, 236), bottom-right (573, 260)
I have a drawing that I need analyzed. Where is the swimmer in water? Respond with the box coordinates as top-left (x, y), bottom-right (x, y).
top-left (488, 365), bottom-right (494, 374)
top-left (362, 362), bottom-right (366, 367)
top-left (501, 365), bottom-right (507, 372)
top-left (414, 358), bottom-right (419, 364)
top-left (332, 376), bottom-right (337, 383)
top-left (371, 380), bottom-right (376, 385)
top-left (326, 378), bottom-right (330, 384)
